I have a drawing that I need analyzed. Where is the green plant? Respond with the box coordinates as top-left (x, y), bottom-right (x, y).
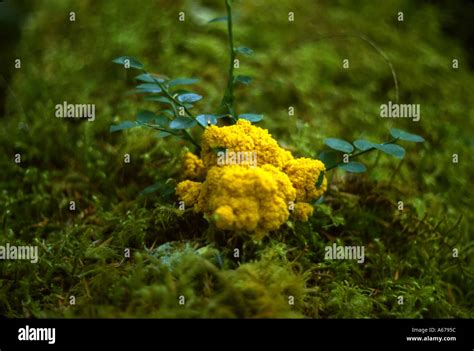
top-left (320, 128), bottom-right (424, 174)
top-left (110, 0), bottom-right (260, 152)
top-left (110, 0), bottom-right (424, 191)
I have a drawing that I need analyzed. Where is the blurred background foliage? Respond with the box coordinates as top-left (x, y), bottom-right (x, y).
top-left (0, 0), bottom-right (472, 318)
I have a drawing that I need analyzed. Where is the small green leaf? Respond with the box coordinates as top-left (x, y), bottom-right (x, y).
top-left (319, 151), bottom-right (339, 169)
top-left (324, 138), bottom-right (354, 153)
top-left (316, 171), bottom-right (325, 188)
top-left (353, 139), bottom-right (376, 151)
top-left (168, 78), bottom-right (200, 87)
top-left (197, 114), bottom-right (218, 127)
top-left (235, 47), bottom-right (254, 56)
top-left (162, 109), bottom-right (174, 117)
top-left (234, 75), bottom-right (252, 85)
top-left (154, 131), bottom-right (172, 138)
top-left (112, 56), bottom-right (143, 69)
top-left (145, 96), bottom-right (172, 104)
top-left (169, 117), bottom-right (197, 130)
top-left (374, 143), bottom-right (405, 159)
top-left (339, 162), bottom-right (367, 173)
top-left (136, 83), bottom-right (162, 93)
top-left (154, 115), bottom-right (170, 127)
top-left (109, 121), bottom-right (136, 132)
top-left (208, 16), bottom-right (228, 23)
top-left (135, 73), bottom-right (165, 83)
top-left (177, 93), bottom-right (202, 103)
top-left (390, 128), bottom-right (424, 142)
top-left (239, 113), bottom-right (263, 122)
top-left (140, 180), bottom-right (175, 198)
top-left (136, 111), bottom-right (168, 127)
top-left (136, 110), bottom-right (156, 124)
top-left (141, 183), bottom-right (161, 195)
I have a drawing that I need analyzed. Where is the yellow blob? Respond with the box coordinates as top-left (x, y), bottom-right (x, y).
top-left (293, 202), bottom-right (314, 222)
top-left (182, 152), bottom-right (206, 180)
top-left (194, 165), bottom-right (295, 236)
top-left (175, 180), bottom-right (202, 207)
top-left (176, 121), bottom-right (329, 237)
top-left (201, 120), bottom-right (293, 169)
top-left (284, 157), bottom-right (327, 202)
top-left (214, 206), bottom-right (236, 229)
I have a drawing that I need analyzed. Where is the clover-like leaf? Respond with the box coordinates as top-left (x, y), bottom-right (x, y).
top-left (324, 138), bottom-right (354, 153)
top-left (234, 75), bottom-right (252, 85)
top-left (353, 139), bottom-right (376, 151)
top-left (135, 73), bottom-right (165, 83)
top-left (235, 47), bottom-right (254, 56)
top-left (319, 151), bottom-right (339, 169)
top-left (136, 110), bottom-right (157, 124)
top-left (154, 131), bottom-right (172, 138)
top-left (168, 78), bottom-right (200, 87)
top-left (239, 113), bottom-right (263, 122)
top-left (169, 117), bottom-right (197, 130)
top-left (112, 56), bottom-right (143, 69)
top-left (208, 16), bottom-right (228, 23)
top-left (177, 93), bottom-right (202, 103)
top-left (140, 180), bottom-right (175, 198)
top-left (109, 121), bottom-right (136, 133)
top-left (339, 162), bottom-right (367, 173)
top-left (374, 143), bottom-right (406, 159)
top-left (390, 128), bottom-right (424, 142)
top-left (136, 83), bottom-right (162, 93)
top-left (145, 96), bottom-right (172, 104)
top-left (140, 182), bottom-right (161, 195)
top-left (161, 109), bottom-right (174, 117)
top-left (197, 114), bottom-right (218, 127)
top-left (153, 114), bottom-right (170, 127)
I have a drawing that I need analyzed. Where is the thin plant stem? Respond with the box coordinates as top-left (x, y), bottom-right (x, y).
top-left (221, 0), bottom-right (237, 118)
top-left (371, 150), bottom-right (381, 169)
top-left (167, 98), bottom-right (202, 152)
top-left (310, 31), bottom-right (399, 103)
top-left (143, 70), bottom-right (200, 122)
top-left (388, 158), bottom-right (404, 183)
top-left (141, 69), bottom-right (202, 152)
top-left (145, 123), bottom-right (201, 151)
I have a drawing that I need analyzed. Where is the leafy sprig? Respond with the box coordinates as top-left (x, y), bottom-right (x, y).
top-left (320, 128), bottom-right (425, 173)
top-left (109, 0), bottom-right (425, 192)
top-left (110, 0), bottom-right (261, 154)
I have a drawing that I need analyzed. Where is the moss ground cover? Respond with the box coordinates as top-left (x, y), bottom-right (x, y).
top-left (0, 0), bottom-right (472, 318)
